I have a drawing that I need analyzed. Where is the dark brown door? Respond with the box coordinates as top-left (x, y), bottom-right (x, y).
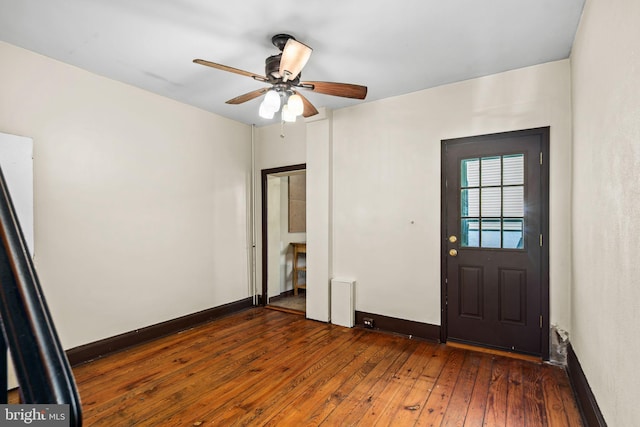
top-left (442, 128), bottom-right (549, 357)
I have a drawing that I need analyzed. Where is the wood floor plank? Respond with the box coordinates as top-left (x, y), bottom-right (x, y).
top-left (482, 355), bottom-right (511, 426)
top-left (506, 358), bottom-right (525, 426)
top-left (374, 343), bottom-right (454, 427)
top-left (440, 350), bottom-right (482, 426)
top-left (541, 364), bottom-right (573, 427)
top-left (368, 341), bottom-right (438, 426)
top-left (551, 363), bottom-right (584, 427)
top-left (10, 308), bottom-right (584, 426)
top-left (353, 340), bottom-right (436, 426)
top-left (522, 360), bottom-right (548, 426)
top-left (459, 354), bottom-right (493, 427)
top-left (414, 348), bottom-right (465, 426)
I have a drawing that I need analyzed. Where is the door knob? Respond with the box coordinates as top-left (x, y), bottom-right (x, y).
top-left (448, 235), bottom-right (457, 243)
top-left (449, 249), bottom-right (458, 257)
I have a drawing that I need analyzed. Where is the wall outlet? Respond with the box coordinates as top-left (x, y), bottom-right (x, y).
top-left (363, 317), bottom-right (374, 329)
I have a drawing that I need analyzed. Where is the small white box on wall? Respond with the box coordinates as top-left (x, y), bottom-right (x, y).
top-left (331, 279), bottom-right (355, 327)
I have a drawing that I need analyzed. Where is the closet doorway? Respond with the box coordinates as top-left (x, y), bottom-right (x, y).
top-left (261, 164), bottom-right (307, 314)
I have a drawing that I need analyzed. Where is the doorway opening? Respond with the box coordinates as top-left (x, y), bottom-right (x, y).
top-left (261, 164), bottom-right (307, 314)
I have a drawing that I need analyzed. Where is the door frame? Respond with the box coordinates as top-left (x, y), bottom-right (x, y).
top-left (260, 163), bottom-right (306, 305)
top-left (440, 127), bottom-right (550, 359)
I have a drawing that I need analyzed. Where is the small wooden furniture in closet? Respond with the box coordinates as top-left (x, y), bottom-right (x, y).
top-left (291, 242), bottom-right (306, 295)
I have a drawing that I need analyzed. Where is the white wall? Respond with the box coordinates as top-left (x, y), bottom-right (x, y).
top-left (254, 122), bottom-right (307, 169)
top-left (0, 41), bottom-right (252, 349)
top-left (332, 60), bottom-right (573, 328)
top-left (571, 0), bottom-right (640, 424)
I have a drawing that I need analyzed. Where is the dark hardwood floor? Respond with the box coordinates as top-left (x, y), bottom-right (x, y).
top-left (12, 308), bottom-right (583, 426)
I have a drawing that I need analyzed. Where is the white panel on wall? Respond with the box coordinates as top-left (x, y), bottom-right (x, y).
top-left (331, 279), bottom-right (355, 327)
top-left (0, 132), bottom-right (33, 256)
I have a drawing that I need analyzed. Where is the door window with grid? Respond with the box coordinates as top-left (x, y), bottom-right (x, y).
top-left (460, 154), bottom-right (525, 249)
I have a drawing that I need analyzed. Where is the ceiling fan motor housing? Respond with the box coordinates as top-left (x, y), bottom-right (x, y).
top-left (271, 33), bottom-right (295, 51)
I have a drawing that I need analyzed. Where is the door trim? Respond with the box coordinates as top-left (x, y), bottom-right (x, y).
top-left (440, 127), bottom-right (550, 359)
top-left (260, 163), bottom-right (306, 305)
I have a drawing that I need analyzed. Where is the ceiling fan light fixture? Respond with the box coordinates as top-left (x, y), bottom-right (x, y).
top-left (279, 39), bottom-right (312, 82)
top-left (281, 104), bottom-right (297, 122)
top-left (258, 100), bottom-right (275, 119)
top-left (287, 94), bottom-right (304, 116)
top-left (263, 89), bottom-right (281, 112)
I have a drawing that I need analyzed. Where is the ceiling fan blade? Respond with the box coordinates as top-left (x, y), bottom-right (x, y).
top-left (193, 59), bottom-right (268, 82)
top-left (300, 81), bottom-right (367, 100)
top-left (225, 88), bottom-right (270, 105)
top-left (294, 91), bottom-right (319, 117)
top-left (279, 39), bottom-right (312, 82)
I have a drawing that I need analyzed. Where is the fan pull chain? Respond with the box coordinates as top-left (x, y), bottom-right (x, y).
top-left (280, 120), bottom-right (286, 139)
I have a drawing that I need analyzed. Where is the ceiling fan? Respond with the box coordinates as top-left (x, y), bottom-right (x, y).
top-left (193, 34), bottom-right (367, 121)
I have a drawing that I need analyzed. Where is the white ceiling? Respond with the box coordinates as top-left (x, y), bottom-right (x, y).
top-left (0, 0), bottom-right (585, 126)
